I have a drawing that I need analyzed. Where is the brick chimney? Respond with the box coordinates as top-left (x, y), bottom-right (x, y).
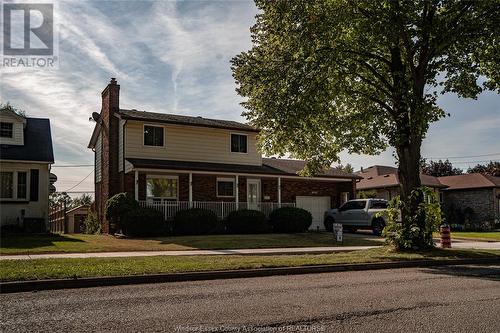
top-left (96, 78), bottom-right (120, 233)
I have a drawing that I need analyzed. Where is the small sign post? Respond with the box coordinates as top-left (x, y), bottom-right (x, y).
top-left (333, 223), bottom-right (343, 244)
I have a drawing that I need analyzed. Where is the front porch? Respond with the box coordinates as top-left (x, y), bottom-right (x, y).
top-left (139, 201), bottom-right (295, 221)
top-left (125, 165), bottom-right (355, 226)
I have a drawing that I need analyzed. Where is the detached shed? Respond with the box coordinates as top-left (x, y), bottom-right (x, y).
top-left (66, 205), bottom-right (90, 233)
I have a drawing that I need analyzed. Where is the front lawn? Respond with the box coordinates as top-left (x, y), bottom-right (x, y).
top-left (0, 232), bottom-right (381, 255)
top-left (433, 231), bottom-right (500, 242)
top-left (1, 247), bottom-right (498, 282)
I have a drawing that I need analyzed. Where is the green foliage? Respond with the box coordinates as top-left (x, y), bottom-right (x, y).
top-left (225, 209), bottom-right (269, 234)
top-left (231, 0), bottom-right (499, 247)
top-left (83, 212), bottom-right (101, 234)
top-left (105, 193), bottom-right (139, 221)
top-left (381, 187), bottom-right (442, 250)
top-left (358, 190), bottom-right (378, 199)
top-left (71, 194), bottom-right (93, 208)
top-left (270, 207), bottom-right (313, 233)
top-left (120, 208), bottom-right (165, 237)
top-left (335, 163), bottom-right (354, 174)
top-left (173, 209), bottom-right (218, 235)
top-left (1, 102), bottom-right (26, 117)
top-left (421, 159), bottom-right (463, 177)
top-left (467, 161), bottom-right (500, 177)
top-left (49, 192), bottom-right (72, 208)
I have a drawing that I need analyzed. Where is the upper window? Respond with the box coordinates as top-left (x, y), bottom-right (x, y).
top-left (0, 172), bottom-right (14, 198)
top-left (231, 134), bottom-right (247, 153)
top-left (147, 176), bottom-right (177, 200)
top-left (144, 125), bottom-right (164, 147)
top-left (217, 178), bottom-right (235, 197)
top-left (0, 122), bottom-right (13, 138)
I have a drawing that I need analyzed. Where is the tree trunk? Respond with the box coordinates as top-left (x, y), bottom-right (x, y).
top-left (397, 141), bottom-right (428, 248)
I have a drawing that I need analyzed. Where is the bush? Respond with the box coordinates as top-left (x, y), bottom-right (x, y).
top-left (120, 207), bottom-right (165, 237)
top-left (173, 209), bottom-right (218, 235)
top-left (225, 209), bottom-right (269, 234)
top-left (381, 187), bottom-right (442, 250)
top-left (83, 212), bottom-right (101, 234)
top-left (269, 207), bottom-right (312, 233)
top-left (105, 192), bottom-right (139, 221)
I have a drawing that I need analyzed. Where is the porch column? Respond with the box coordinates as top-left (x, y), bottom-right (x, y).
top-left (189, 173), bottom-right (193, 208)
top-left (134, 170), bottom-right (139, 201)
top-left (235, 175), bottom-right (239, 209)
top-left (277, 177), bottom-right (282, 207)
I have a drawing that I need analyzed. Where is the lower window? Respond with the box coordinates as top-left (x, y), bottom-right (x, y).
top-left (0, 171), bottom-right (28, 200)
top-left (0, 172), bottom-right (13, 199)
top-left (217, 178), bottom-right (235, 197)
top-left (146, 176), bottom-right (178, 201)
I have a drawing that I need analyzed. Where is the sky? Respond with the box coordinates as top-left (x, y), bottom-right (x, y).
top-left (1, 0), bottom-right (499, 196)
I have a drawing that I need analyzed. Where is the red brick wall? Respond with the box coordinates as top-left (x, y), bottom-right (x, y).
top-left (94, 79), bottom-right (120, 233)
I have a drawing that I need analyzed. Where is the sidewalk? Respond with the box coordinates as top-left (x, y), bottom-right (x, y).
top-left (0, 245), bottom-right (380, 261)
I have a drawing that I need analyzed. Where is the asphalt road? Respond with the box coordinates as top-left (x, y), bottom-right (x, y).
top-left (1, 265), bottom-right (499, 333)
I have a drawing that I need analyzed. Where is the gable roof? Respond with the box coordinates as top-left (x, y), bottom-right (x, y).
top-left (118, 109), bottom-right (259, 133)
top-left (438, 173), bottom-right (500, 190)
top-left (262, 158), bottom-right (361, 179)
top-left (356, 165), bottom-right (445, 190)
top-left (0, 118), bottom-right (54, 163)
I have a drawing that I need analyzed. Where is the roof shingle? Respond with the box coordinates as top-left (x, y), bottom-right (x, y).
top-left (438, 173), bottom-right (500, 190)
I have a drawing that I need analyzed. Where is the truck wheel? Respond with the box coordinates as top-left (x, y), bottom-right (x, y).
top-left (324, 217), bottom-right (334, 232)
top-left (372, 219), bottom-right (385, 236)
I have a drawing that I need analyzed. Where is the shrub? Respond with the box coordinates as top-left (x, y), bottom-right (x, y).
top-left (269, 207), bottom-right (312, 233)
top-left (225, 209), bottom-right (269, 234)
top-left (173, 209), bottom-right (218, 235)
top-left (83, 212), bottom-right (101, 234)
top-left (120, 207), bottom-right (165, 237)
top-left (105, 192), bottom-right (139, 221)
top-left (381, 187), bottom-right (442, 250)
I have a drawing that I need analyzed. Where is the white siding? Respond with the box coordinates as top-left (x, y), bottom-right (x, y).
top-left (95, 132), bottom-right (102, 182)
top-left (0, 162), bottom-right (50, 226)
top-left (0, 112), bottom-right (24, 146)
top-left (124, 121), bottom-right (262, 166)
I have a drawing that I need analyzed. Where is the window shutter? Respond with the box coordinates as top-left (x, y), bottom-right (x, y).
top-left (30, 169), bottom-right (39, 201)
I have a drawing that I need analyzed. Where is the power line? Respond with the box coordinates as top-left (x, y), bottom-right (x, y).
top-left (439, 159), bottom-right (500, 165)
top-left (425, 152), bottom-right (500, 160)
top-left (52, 164), bottom-right (93, 168)
top-left (63, 170), bottom-right (94, 192)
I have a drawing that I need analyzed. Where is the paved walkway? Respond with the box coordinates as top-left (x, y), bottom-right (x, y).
top-left (0, 246), bottom-right (380, 261)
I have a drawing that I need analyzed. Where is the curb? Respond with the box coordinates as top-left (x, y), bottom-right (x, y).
top-left (2, 257), bottom-right (499, 294)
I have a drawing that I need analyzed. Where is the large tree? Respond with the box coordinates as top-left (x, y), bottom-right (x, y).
top-left (467, 161), bottom-right (500, 177)
top-left (232, 0), bottom-right (499, 248)
top-left (421, 159), bottom-right (462, 177)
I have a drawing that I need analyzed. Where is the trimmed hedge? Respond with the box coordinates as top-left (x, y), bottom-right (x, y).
top-left (105, 192), bottom-right (138, 220)
top-left (270, 207), bottom-right (313, 233)
top-left (225, 209), bottom-right (269, 234)
top-left (120, 207), bottom-right (165, 237)
top-left (173, 209), bottom-right (218, 235)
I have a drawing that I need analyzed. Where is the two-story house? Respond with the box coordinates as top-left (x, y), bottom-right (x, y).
top-left (88, 79), bottom-right (360, 233)
top-left (0, 107), bottom-right (54, 230)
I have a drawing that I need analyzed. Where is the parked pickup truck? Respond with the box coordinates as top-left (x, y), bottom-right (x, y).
top-left (324, 199), bottom-right (388, 235)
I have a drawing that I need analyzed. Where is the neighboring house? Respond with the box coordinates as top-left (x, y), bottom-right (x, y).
top-left (0, 108), bottom-right (54, 229)
top-left (66, 205), bottom-right (90, 233)
top-left (88, 79), bottom-right (360, 232)
top-left (355, 165), bottom-right (446, 200)
top-left (438, 173), bottom-right (500, 226)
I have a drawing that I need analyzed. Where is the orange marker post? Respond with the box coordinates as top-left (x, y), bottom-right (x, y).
top-left (440, 225), bottom-right (451, 248)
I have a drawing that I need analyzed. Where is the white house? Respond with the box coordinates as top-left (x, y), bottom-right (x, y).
top-left (0, 108), bottom-right (54, 230)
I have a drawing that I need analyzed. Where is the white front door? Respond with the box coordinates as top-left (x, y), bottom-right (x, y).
top-left (247, 179), bottom-right (261, 210)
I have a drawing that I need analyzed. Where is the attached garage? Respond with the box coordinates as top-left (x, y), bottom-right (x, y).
top-left (295, 196), bottom-right (331, 230)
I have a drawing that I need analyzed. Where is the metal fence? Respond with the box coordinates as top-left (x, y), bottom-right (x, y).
top-left (138, 201), bottom-right (296, 221)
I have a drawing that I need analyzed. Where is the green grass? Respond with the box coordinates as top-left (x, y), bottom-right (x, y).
top-left (449, 232), bottom-right (500, 242)
top-left (0, 233), bottom-right (381, 255)
top-left (1, 247), bottom-right (498, 282)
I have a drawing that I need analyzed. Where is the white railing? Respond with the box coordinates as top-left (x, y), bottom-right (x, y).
top-left (138, 201), bottom-right (296, 221)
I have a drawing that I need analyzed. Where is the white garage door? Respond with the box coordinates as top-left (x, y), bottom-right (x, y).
top-left (295, 196), bottom-right (331, 230)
